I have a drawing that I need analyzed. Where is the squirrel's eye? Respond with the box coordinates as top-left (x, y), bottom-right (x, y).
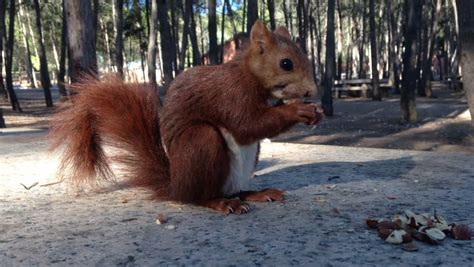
top-left (280, 58), bottom-right (293, 71)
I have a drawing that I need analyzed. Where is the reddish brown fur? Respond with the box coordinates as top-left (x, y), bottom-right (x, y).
top-left (49, 77), bottom-right (169, 195)
top-left (49, 21), bottom-right (319, 211)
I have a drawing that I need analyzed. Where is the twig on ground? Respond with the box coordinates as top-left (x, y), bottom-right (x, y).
top-left (40, 180), bottom-right (63, 187)
top-left (20, 182), bottom-right (39, 190)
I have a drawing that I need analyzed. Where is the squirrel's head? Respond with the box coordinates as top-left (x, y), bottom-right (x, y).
top-left (246, 20), bottom-right (317, 100)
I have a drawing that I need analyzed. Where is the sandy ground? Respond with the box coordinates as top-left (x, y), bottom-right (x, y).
top-left (1, 131), bottom-right (473, 266)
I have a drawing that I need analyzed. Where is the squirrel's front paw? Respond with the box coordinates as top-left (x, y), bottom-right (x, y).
top-left (289, 101), bottom-right (324, 125)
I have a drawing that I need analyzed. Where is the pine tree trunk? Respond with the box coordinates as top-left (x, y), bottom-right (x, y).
top-left (208, 0), bottom-right (218, 65)
top-left (157, 0), bottom-right (175, 86)
top-left (65, 0), bottom-right (98, 83)
top-left (267, 0), bottom-right (276, 30)
top-left (33, 0), bottom-right (53, 107)
top-left (457, 0), bottom-right (474, 126)
top-left (225, 0), bottom-right (237, 34)
top-left (147, 0), bottom-right (159, 87)
top-left (400, 0), bottom-right (420, 124)
top-left (5, 0), bottom-right (21, 111)
top-left (178, 0), bottom-right (189, 71)
top-left (322, 0), bottom-right (336, 116)
top-left (246, 0), bottom-right (258, 33)
top-left (423, 0), bottom-right (442, 97)
top-left (18, 3), bottom-right (37, 88)
top-left (358, 0), bottom-right (367, 78)
top-left (0, 0), bottom-right (6, 99)
top-left (187, 0), bottom-right (201, 66)
top-left (219, 2), bottom-right (226, 64)
top-left (57, 0), bottom-right (67, 96)
top-left (114, 0), bottom-right (124, 79)
top-left (297, 0), bottom-right (308, 54)
top-left (369, 0), bottom-right (381, 100)
top-left (0, 108), bottom-right (5, 128)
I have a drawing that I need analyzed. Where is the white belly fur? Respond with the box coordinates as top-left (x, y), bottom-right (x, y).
top-left (220, 128), bottom-right (259, 197)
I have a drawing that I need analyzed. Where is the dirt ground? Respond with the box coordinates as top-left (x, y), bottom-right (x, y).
top-left (1, 82), bottom-right (473, 154)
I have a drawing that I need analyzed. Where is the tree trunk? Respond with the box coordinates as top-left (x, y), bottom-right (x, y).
top-left (225, 0), bottom-right (237, 34)
top-left (187, 0), bottom-right (201, 66)
top-left (457, 0), bottom-right (474, 125)
top-left (65, 0), bottom-right (98, 83)
top-left (5, 0), bottom-right (21, 111)
top-left (297, 0), bottom-right (308, 54)
top-left (18, 3), bottom-right (37, 88)
top-left (207, 0), bottom-right (218, 65)
top-left (242, 0), bottom-right (247, 33)
top-left (157, 0), bottom-right (175, 86)
top-left (170, 0), bottom-right (179, 74)
top-left (322, 0), bottom-right (336, 116)
top-left (0, 108), bottom-right (5, 128)
top-left (33, 0), bottom-right (53, 107)
top-left (400, 0), bottom-right (420, 124)
top-left (114, 0), bottom-right (124, 79)
top-left (246, 0), bottom-right (258, 33)
top-left (369, 0), bottom-right (381, 100)
top-left (423, 0), bottom-right (442, 97)
top-left (267, 0), bottom-right (276, 30)
top-left (147, 0), bottom-right (159, 87)
top-left (219, 1), bottom-right (226, 64)
top-left (358, 0), bottom-right (367, 78)
top-left (0, 0), bottom-right (6, 99)
top-left (178, 0), bottom-right (190, 71)
top-left (57, 0), bottom-right (67, 96)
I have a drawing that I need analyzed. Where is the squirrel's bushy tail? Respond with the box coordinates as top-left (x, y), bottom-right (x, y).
top-left (49, 77), bottom-right (169, 196)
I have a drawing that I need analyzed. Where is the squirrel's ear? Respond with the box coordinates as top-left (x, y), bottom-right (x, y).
top-left (274, 26), bottom-right (291, 39)
top-left (250, 20), bottom-right (272, 53)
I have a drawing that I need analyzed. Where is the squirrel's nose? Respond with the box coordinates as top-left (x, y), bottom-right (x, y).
top-left (304, 91), bottom-right (311, 97)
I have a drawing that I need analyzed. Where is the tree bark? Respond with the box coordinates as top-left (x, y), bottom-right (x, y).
top-left (57, 0), bottom-right (67, 96)
top-left (33, 0), bottom-right (53, 107)
top-left (18, 3), bottom-right (37, 88)
top-left (0, 0), bottom-right (6, 99)
top-left (267, 0), bottom-right (276, 30)
top-left (65, 0), bottom-right (98, 83)
top-left (322, 0), bottom-right (336, 116)
top-left (246, 0), bottom-right (258, 34)
top-left (225, 0), bottom-right (237, 34)
top-left (208, 0), bottom-right (218, 65)
top-left (178, 0), bottom-right (189, 71)
top-left (0, 108), bottom-right (5, 128)
top-left (358, 0), bottom-right (367, 78)
top-left (297, 0), bottom-right (308, 54)
top-left (147, 0), bottom-right (158, 86)
top-left (400, 0), bottom-right (420, 124)
top-left (187, 0), bottom-right (201, 66)
top-left (457, 0), bottom-right (474, 125)
top-left (5, 0), bottom-right (21, 111)
top-left (369, 0), bottom-right (381, 100)
top-left (423, 0), bottom-right (442, 97)
top-left (157, 0), bottom-right (175, 86)
top-left (219, 1), bottom-right (226, 64)
top-left (114, 0), bottom-right (124, 79)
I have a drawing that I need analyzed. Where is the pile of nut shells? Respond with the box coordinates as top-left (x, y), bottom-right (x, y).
top-left (366, 210), bottom-right (472, 251)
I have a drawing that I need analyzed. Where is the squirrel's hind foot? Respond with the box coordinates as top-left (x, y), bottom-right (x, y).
top-left (238, 188), bottom-right (285, 202)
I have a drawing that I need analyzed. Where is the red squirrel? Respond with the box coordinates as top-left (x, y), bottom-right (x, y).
top-left (50, 21), bottom-right (323, 214)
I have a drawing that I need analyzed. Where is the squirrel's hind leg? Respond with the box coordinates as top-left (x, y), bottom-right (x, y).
top-left (167, 124), bottom-right (230, 203)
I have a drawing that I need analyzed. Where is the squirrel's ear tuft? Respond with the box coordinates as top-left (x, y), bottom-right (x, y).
top-left (274, 26), bottom-right (291, 39)
top-left (250, 20), bottom-right (272, 53)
